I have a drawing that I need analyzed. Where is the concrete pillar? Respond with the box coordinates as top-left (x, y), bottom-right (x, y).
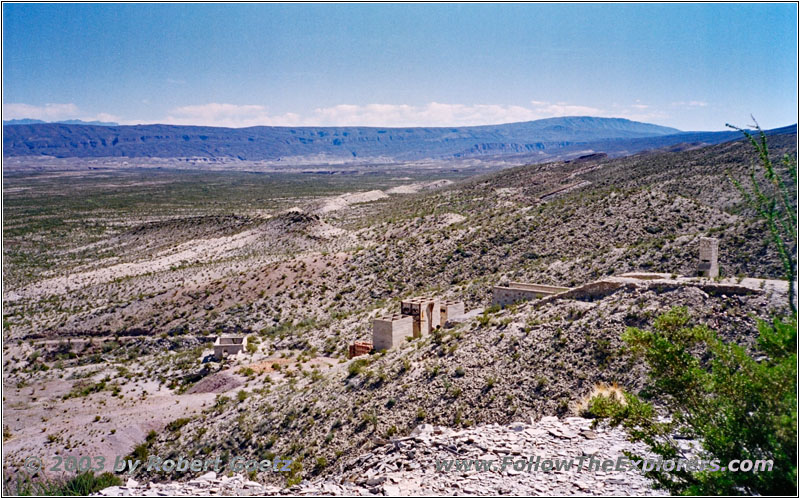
top-left (698, 237), bottom-right (719, 278)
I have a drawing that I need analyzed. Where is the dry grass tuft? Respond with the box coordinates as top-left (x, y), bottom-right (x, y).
top-left (570, 382), bottom-right (627, 417)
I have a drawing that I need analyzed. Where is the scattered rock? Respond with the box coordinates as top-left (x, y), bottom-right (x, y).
top-left (96, 417), bottom-right (668, 496)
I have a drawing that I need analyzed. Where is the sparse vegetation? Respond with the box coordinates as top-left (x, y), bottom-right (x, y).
top-left (2, 129), bottom-right (794, 493)
top-left (592, 307), bottom-right (796, 495)
top-left (3, 471), bottom-right (122, 496)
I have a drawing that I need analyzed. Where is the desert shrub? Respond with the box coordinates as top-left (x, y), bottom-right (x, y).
top-left (347, 358), bottom-right (369, 377)
top-left (592, 127), bottom-right (797, 495)
top-left (285, 459), bottom-right (303, 487)
top-left (246, 335), bottom-right (258, 354)
top-left (166, 417), bottom-right (191, 432)
top-left (361, 411), bottom-right (378, 432)
top-left (726, 120), bottom-right (796, 312)
top-left (4, 471), bottom-right (122, 496)
top-left (570, 382), bottom-right (626, 417)
top-left (592, 307), bottom-right (796, 495)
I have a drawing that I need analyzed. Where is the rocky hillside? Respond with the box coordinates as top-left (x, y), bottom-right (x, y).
top-left (96, 417), bottom-right (664, 496)
top-left (139, 277), bottom-right (786, 485)
top-left (3, 132), bottom-right (795, 491)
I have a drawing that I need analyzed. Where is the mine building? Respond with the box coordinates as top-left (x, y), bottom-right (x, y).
top-left (213, 336), bottom-right (247, 360)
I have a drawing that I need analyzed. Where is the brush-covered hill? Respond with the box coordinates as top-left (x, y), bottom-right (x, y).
top-left (3, 117), bottom-right (694, 164)
top-left (2, 131), bottom-right (795, 488)
top-left (127, 132), bottom-right (794, 483)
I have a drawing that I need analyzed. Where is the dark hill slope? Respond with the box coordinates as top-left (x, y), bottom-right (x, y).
top-left (3, 116), bottom-right (682, 161)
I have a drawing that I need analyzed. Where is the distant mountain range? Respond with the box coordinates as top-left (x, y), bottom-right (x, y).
top-left (4, 118), bottom-right (119, 126)
top-left (2, 116), bottom-right (795, 165)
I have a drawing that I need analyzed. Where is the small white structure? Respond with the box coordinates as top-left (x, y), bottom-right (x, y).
top-left (213, 336), bottom-right (247, 360)
top-left (698, 237), bottom-right (719, 278)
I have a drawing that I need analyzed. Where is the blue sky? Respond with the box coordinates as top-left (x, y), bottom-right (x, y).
top-left (3, 3), bottom-right (797, 130)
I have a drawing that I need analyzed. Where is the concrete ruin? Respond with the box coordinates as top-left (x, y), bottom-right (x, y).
top-left (348, 341), bottom-right (373, 359)
top-left (213, 336), bottom-right (247, 361)
top-left (373, 314), bottom-right (414, 351)
top-left (491, 282), bottom-right (570, 307)
top-left (373, 296), bottom-right (465, 351)
top-left (440, 300), bottom-right (465, 325)
top-left (698, 237), bottom-right (719, 278)
top-left (401, 296), bottom-right (443, 337)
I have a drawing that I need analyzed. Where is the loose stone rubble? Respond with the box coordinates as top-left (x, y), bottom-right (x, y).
top-left (95, 416), bottom-right (664, 496)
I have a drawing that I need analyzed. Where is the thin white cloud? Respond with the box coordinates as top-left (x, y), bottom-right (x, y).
top-left (528, 100), bottom-right (602, 117)
top-left (4, 102), bottom-right (79, 121)
top-left (163, 100), bottom-right (618, 128)
top-left (3, 103), bottom-right (120, 123)
top-left (90, 113), bottom-right (121, 123)
top-left (672, 100), bottom-right (708, 108)
top-left (610, 102), bottom-right (670, 124)
top-left (310, 102), bottom-right (549, 127)
top-left (7, 100), bottom-right (677, 128)
top-left (164, 103), bottom-right (303, 128)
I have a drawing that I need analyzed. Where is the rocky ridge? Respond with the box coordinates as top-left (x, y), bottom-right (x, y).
top-left (95, 417), bottom-right (664, 496)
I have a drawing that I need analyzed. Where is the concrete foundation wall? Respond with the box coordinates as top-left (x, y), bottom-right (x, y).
top-left (508, 282), bottom-right (570, 294)
top-left (440, 301), bottom-right (465, 324)
top-left (214, 345), bottom-right (244, 358)
top-left (213, 336), bottom-right (247, 360)
top-left (492, 283), bottom-right (569, 307)
top-left (373, 315), bottom-right (414, 351)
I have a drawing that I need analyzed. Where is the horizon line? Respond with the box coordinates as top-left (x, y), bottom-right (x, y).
top-left (3, 115), bottom-right (680, 130)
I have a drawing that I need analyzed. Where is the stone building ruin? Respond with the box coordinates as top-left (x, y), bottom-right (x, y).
top-left (348, 341), bottom-right (373, 359)
top-left (213, 336), bottom-right (247, 360)
top-left (698, 237), bottom-right (719, 278)
top-left (372, 314), bottom-right (414, 351)
top-left (372, 296), bottom-right (465, 351)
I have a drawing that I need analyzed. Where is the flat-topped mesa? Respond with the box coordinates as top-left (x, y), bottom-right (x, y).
top-left (492, 282), bottom-right (571, 308)
top-left (213, 335), bottom-right (247, 360)
top-left (372, 296), bottom-right (465, 351)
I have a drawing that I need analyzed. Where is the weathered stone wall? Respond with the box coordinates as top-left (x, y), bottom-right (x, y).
top-left (401, 297), bottom-right (441, 337)
top-left (440, 301), bottom-right (465, 324)
top-left (698, 237), bottom-right (719, 278)
top-left (373, 315), bottom-right (413, 351)
top-left (492, 283), bottom-right (570, 307)
top-left (213, 336), bottom-right (247, 360)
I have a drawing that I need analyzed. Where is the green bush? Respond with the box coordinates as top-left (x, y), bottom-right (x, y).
top-left (726, 120), bottom-right (796, 312)
top-left (592, 307), bottom-right (796, 495)
top-left (166, 417), bottom-right (191, 432)
top-left (5, 471), bottom-right (122, 496)
top-left (347, 358), bottom-right (369, 377)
